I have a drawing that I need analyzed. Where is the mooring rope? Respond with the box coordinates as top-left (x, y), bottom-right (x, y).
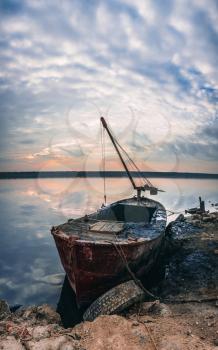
top-left (165, 209), bottom-right (186, 217)
top-left (136, 303), bottom-right (159, 350)
top-left (108, 239), bottom-right (158, 300)
top-left (108, 238), bottom-right (159, 349)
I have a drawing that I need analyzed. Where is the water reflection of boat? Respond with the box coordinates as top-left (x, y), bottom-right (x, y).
top-left (57, 275), bottom-right (84, 327)
top-left (51, 117), bottom-right (167, 308)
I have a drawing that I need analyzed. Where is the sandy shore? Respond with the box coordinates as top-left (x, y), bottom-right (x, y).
top-left (0, 212), bottom-right (217, 349)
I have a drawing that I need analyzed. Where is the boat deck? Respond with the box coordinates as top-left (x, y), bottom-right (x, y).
top-left (54, 198), bottom-right (166, 243)
top-left (56, 218), bottom-right (161, 242)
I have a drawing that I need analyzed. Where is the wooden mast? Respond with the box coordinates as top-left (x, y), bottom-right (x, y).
top-left (100, 117), bottom-right (145, 200)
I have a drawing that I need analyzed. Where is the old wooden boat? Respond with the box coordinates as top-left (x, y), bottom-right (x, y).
top-left (51, 117), bottom-right (167, 307)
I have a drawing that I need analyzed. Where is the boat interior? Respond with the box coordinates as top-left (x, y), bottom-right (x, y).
top-left (93, 203), bottom-right (156, 224)
top-left (56, 200), bottom-right (162, 242)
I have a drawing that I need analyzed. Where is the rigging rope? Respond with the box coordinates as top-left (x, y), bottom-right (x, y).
top-left (166, 209), bottom-right (186, 217)
top-left (100, 122), bottom-right (106, 204)
top-left (107, 123), bottom-right (154, 189)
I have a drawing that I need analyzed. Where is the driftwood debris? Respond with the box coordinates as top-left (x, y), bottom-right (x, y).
top-left (185, 196), bottom-right (206, 214)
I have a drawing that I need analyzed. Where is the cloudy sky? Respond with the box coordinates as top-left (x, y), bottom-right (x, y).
top-left (0, 0), bottom-right (217, 173)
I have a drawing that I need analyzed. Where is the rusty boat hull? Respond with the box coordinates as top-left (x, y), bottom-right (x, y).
top-left (51, 197), bottom-right (167, 307)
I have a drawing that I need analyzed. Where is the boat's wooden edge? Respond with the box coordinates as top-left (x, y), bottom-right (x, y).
top-left (51, 196), bottom-right (167, 246)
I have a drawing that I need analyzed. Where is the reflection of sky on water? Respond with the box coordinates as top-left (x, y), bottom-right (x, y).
top-left (0, 178), bottom-right (217, 306)
top-left (153, 178), bottom-right (218, 213)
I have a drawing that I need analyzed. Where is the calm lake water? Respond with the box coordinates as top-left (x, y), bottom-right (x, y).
top-left (0, 177), bottom-right (217, 307)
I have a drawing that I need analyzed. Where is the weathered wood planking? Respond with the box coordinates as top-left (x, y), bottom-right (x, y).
top-left (89, 221), bottom-right (124, 234)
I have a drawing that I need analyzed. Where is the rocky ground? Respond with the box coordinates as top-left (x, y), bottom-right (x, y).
top-left (0, 211), bottom-right (217, 350)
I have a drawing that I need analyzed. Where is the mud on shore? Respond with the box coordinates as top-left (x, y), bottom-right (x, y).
top-left (0, 212), bottom-right (217, 349)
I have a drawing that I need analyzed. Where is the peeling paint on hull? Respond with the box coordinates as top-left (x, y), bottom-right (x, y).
top-left (51, 197), bottom-right (166, 307)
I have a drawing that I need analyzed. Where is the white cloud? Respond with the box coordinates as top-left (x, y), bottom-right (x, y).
top-left (0, 0), bottom-right (217, 172)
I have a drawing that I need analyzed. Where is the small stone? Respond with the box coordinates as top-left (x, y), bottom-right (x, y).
top-left (0, 336), bottom-right (25, 350)
top-left (214, 339), bottom-right (218, 346)
top-left (32, 325), bottom-right (50, 340)
top-left (192, 214), bottom-right (201, 220)
top-left (142, 301), bottom-right (171, 317)
top-left (202, 216), bottom-right (213, 223)
top-left (0, 300), bottom-right (11, 320)
top-left (159, 304), bottom-right (172, 316)
top-left (142, 317), bottom-right (154, 323)
top-left (186, 329), bottom-right (192, 335)
top-left (61, 341), bottom-right (77, 350)
top-left (26, 335), bottom-right (72, 350)
top-left (19, 306), bottom-right (38, 320)
top-left (175, 214), bottom-right (185, 222)
top-left (140, 301), bottom-right (156, 314)
top-left (36, 304), bottom-right (61, 324)
top-left (195, 321), bottom-right (199, 325)
top-left (132, 321), bottom-right (139, 326)
top-left (191, 220), bottom-right (200, 226)
top-left (210, 213), bottom-right (217, 219)
top-left (71, 332), bottom-right (81, 340)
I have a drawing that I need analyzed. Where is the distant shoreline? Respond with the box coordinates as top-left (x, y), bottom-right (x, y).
top-left (0, 171), bottom-right (218, 179)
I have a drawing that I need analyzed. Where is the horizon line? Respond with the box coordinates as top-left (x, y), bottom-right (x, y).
top-left (0, 170), bottom-right (218, 179)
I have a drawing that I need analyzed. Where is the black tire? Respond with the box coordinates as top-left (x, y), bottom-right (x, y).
top-left (83, 280), bottom-right (145, 321)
